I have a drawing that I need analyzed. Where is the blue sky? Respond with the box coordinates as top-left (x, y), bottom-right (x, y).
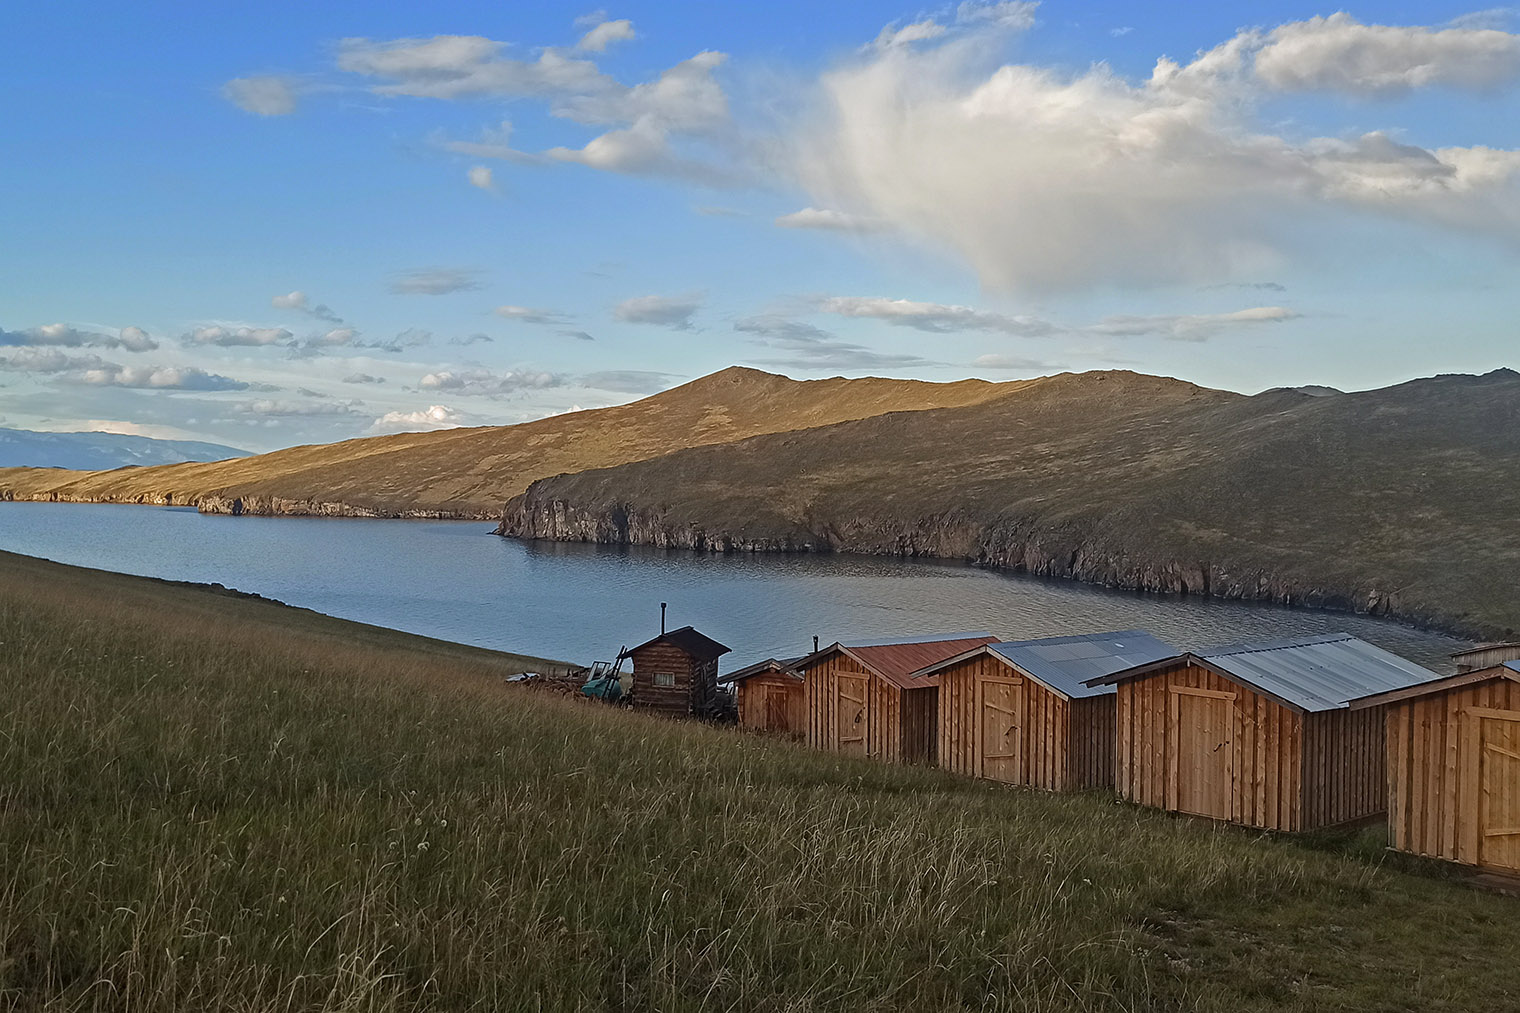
top-left (3, 2), bottom-right (1519, 451)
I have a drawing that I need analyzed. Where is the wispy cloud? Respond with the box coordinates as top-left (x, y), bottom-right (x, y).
top-left (818, 297), bottom-right (1057, 336)
top-left (222, 75), bottom-right (301, 116)
top-left (271, 290), bottom-right (342, 324)
top-left (734, 315), bottom-right (935, 369)
top-left (388, 267), bottom-right (481, 295)
top-left (775, 208), bottom-right (887, 233)
top-left (579, 369), bottom-right (679, 394)
top-left (613, 294), bottom-right (700, 330)
top-left (418, 367), bottom-right (563, 397)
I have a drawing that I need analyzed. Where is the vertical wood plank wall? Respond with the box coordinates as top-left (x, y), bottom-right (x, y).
top-left (736, 675), bottom-right (805, 737)
top-left (1116, 663), bottom-right (1306, 831)
top-left (1387, 676), bottom-right (1520, 868)
top-left (1302, 705), bottom-right (1388, 828)
top-left (804, 653), bottom-right (934, 763)
top-left (629, 644), bottom-right (698, 718)
top-left (934, 655), bottom-right (1115, 791)
top-left (1071, 696), bottom-right (1117, 790)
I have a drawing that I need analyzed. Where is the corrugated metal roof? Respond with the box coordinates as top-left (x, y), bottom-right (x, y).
top-left (987, 630), bottom-right (1178, 699)
top-left (1508, 660), bottom-right (1520, 675)
top-left (719, 656), bottom-right (804, 684)
top-left (1195, 632), bottom-right (1437, 712)
top-left (841, 631), bottom-right (996, 649)
top-left (840, 633), bottom-right (998, 689)
top-left (1454, 641), bottom-right (1520, 658)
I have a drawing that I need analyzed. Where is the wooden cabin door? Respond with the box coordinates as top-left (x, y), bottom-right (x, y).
top-left (763, 685), bottom-right (791, 732)
top-left (836, 675), bottom-right (868, 756)
top-left (1169, 687), bottom-right (1235, 819)
top-left (1477, 710), bottom-right (1520, 872)
top-left (976, 677), bottom-right (1023, 783)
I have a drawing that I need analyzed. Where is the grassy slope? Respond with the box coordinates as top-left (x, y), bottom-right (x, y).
top-left (0, 368), bottom-right (1017, 518)
top-left (504, 369), bottom-right (1520, 638)
top-left (4, 552), bottom-right (1520, 1011)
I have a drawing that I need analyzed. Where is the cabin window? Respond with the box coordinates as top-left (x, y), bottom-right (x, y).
top-left (653, 672), bottom-right (676, 688)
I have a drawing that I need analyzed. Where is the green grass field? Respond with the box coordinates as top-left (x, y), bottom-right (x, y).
top-left (2, 550), bottom-right (1517, 1012)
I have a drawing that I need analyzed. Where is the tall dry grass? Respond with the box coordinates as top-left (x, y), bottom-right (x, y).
top-left (2, 552), bottom-right (1518, 1011)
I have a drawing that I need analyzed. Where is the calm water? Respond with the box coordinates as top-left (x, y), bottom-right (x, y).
top-left (0, 502), bottom-right (1470, 672)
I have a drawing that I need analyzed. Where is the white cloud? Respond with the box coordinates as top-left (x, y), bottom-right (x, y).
top-left (239, 398), bottom-right (364, 417)
top-left (819, 296), bottom-right (1057, 336)
top-left (579, 369), bottom-right (679, 394)
top-left (974, 353), bottom-right (1049, 370)
top-left (0, 348), bottom-right (113, 373)
top-left (367, 404), bottom-right (466, 434)
top-left (1253, 13), bottom-right (1520, 96)
top-left (315, 327), bottom-right (358, 346)
top-left (388, 267), bottom-right (481, 295)
top-left (775, 207), bottom-right (887, 233)
top-left (337, 35), bottom-right (615, 102)
top-left (271, 290), bottom-right (342, 323)
top-left (222, 75), bottom-right (300, 116)
top-left (495, 305), bottom-right (565, 324)
top-left (1090, 306), bottom-right (1299, 341)
top-left (613, 294), bottom-right (700, 329)
top-left (342, 373), bottom-right (386, 384)
top-left (956, 2), bottom-right (1039, 30)
top-left (418, 367), bottom-right (563, 396)
top-left (1, 323), bottom-right (158, 352)
top-left (185, 325), bottom-right (293, 347)
top-left (792, 18), bottom-right (1520, 292)
top-left (578, 18), bottom-right (635, 52)
top-left (871, 19), bottom-right (948, 51)
top-left (467, 165), bottom-right (495, 191)
top-left (78, 365), bottom-right (249, 391)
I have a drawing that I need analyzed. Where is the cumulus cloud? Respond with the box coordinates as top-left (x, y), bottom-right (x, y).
top-left (577, 17), bottom-right (635, 52)
top-left (0, 348), bottom-right (113, 373)
top-left (734, 315), bottom-right (935, 369)
top-left (1252, 13), bottom-right (1520, 96)
top-left (579, 369), bottom-right (679, 394)
top-left (271, 290), bottom-right (342, 323)
top-left (775, 207), bottom-right (887, 233)
top-left (1, 323), bottom-right (158, 352)
top-left (819, 297), bottom-right (1057, 336)
top-left (222, 75), bottom-right (300, 115)
top-left (388, 267), bottom-right (481, 295)
top-left (613, 294), bottom-right (700, 329)
top-left (418, 367), bottom-right (563, 397)
top-left (184, 325), bottom-right (293, 347)
top-left (792, 13), bottom-right (1520, 292)
top-left (467, 165), bottom-right (495, 190)
top-left (78, 365), bottom-right (249, 391)
top-left (1090, 306), bottom-right (1299, 341)
top-left (367, 404), bottom-right (467, 434)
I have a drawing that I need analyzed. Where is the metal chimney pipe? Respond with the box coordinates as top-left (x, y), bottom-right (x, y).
top-left (660, 602), bottom-right (667, 634)
top-left (813, 635), bottom-right (819, 653)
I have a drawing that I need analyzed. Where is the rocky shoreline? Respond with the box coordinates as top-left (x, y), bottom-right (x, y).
top-left (498, 493), bottom-right (1485, 643)
top-left (0, 488), bottom-right (493, 520)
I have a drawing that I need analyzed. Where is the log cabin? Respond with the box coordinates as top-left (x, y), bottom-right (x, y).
top-left (722, 657), bottom-right (805, 737)
top-left (802, 632), bottom-right (997, 764)
top-left (1093, 633), bottom-right (1437, 831)
top-left (622, 625), bottom-right (731, 719)
top-left (1354, 660), bottom-right (1520, 875)
top-left (913, 630), bottom-right (1176, 791)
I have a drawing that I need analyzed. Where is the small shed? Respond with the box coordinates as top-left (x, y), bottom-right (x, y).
top-left (622, 626), bottom-right (731, 718)
top-left (1354, 660), bottom-right (1520, 874)
top-left (1453, 643), bottom-right (1520, 674)
top-left (1095, 633), bottom-right (1437, 831)
top-left (722, 657), bottom-right (805, 737)
top-left (914, 630), bottom-right (1176, 791)
top-left (802, 632), bottom-right (997, 764)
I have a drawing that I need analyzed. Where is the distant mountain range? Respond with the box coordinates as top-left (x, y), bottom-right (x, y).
top-left (0, 428), bottom-right (249, 471)
top-left (3, 366), bottom-right (1517, 639)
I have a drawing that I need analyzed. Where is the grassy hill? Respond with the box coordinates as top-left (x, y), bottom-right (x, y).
top-left (4, 549), bottom-right (1520, 1011)
top-left (0, 368), bottom-right (1015, 519)
top-left (503, 368), bottom-right (1520, 640)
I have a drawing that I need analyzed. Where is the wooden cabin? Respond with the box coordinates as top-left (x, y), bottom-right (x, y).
top-left (723, 657), bottom-right (805, 738)
top-left (1096, 633), bottom-right (1437, 831)
top-left (1354, 660), bottom-right (1520, 874)
top-left (802, 633), bottom-right (997, 764)
top-left (914, 631), bottom-right (1175, 791)
top-left (622, 626), bottom-right (731, 718)
top-left (1453, 643), bottom-right (1520, 674)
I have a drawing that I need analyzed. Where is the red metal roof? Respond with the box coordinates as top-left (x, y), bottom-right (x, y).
top-left (843, 636), bottom-right (999, 690)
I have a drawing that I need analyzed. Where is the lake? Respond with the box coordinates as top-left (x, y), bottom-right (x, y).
top-left (0, 501), bottom-right (1470, 671)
